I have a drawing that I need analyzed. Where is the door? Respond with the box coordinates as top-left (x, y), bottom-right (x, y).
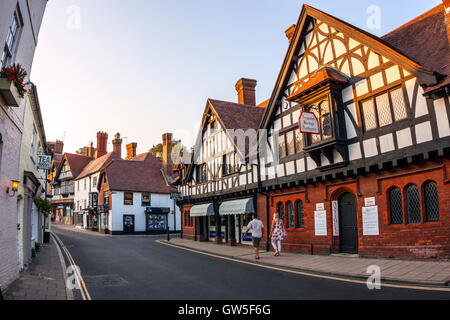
top-left (123, 215), bottom-right (135, 234)
top-left (338, 193), bottom-right (358, 254)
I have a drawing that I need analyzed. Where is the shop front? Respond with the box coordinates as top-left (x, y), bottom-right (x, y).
top-left (189, 203), bottom-right (215, 241)
top-left (145, 207), bottom-right (171, 234)
top-left (219, 198), bottom-right (255, 246)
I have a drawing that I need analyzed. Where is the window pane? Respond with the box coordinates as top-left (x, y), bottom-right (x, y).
top-left (278, 203), bottom-right (284, 221)
top-left (389, 188), bottom-right (403, 224)
top-left (287, 201), bottom-right (294, 228)
top-left (406, 185), bottom-right (421, 223)
top-left (286, 131), bottom-right (295, 156)
top-left (391, 88), bottom-right (408, 121)
top-left (376, 93), bottom-right (392, 127)
top-left (424, 182), bottom-right (440, 222)
top-left (311, 108), bottom-right (321, 143)
top-left (295, 129), bottom-right (303, 153)
top-left (296, 200), bottom-right (304, 228)
top-left (321, 113), bottom-right (332, 138)
top-left (278, 134), bottom-right (286, 158)
top-left (362, 99), bottom-right (377, 131)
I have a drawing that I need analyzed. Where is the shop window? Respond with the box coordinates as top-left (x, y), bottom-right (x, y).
top-left (277, 202), bottom-right (285, 222)
top-left (389, 187), bottom-right (403, 225)
top-left (124, 192), bottom-right (133, 205)
top-left (424, 181), bottom-right (439, 222)
top-left (286, 201), bottom-right (294, 228)
top-left (406, 184), bottom-right (421, 224)
top-left (296, 200), bottom-right (304, 228)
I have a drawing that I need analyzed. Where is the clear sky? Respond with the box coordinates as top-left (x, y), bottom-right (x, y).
top-left (31, 0), bottom-right (442, 155)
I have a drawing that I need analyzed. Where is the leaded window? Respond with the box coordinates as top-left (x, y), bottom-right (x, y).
top-left (278, 202), bottom-right (285, 222)
top-left (309, 100), bottom-right (333, 143)
top-left (296, 200), bottom-right (304, 228)
top-left (406, 185), bottom-right (421, 224)
top-left (295, 129), bottom-right (303, 152)
top-left (389, 187), bottom-right (403, 225)
top-left (424, 182), bottom-right (440, 222)
top-left (391, 88), bottom-right (408, 121)
top-left (287, 201), bottom-right (294, 228)
top-left (278, 134), bottom-right (286, 159)
top-left (376, 93), bottom-right (392, 127)
top-left (286, 131), bottom-right (295, 156)
top-left (362, 99), bottom-right (377, 131)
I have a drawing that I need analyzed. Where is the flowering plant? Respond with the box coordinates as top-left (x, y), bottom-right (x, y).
top-left (0, 63), bottom-right (28, 98)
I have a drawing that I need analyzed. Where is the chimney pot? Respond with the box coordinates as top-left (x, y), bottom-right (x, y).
top-left (235, 78), bottom-right (257, 106)
top-left (112, 132), bottom-right (123, 159)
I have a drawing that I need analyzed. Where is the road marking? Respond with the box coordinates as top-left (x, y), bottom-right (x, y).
top-left (52, 232), bottom-right (92, 300)
top-left (156, 240), bottom-right (450, 293)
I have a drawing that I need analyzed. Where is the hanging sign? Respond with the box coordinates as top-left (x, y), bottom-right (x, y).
top-left (314, 210), bottom-right (327, 236)
top-left (332, 200), bottom-right (339, 236)
top-left (37, 155), bottom-right (52, 170)
top-left (299, 111), bottom-right (319, 134)
top-left (362, 206), bottom-right (379, 236)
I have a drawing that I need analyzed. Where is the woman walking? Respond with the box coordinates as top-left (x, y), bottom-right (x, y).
top-left (270, 212), bottom-right (287, 256)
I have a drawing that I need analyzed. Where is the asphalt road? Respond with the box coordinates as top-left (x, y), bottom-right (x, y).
top-left (53, 227), bottom-right (450, 300)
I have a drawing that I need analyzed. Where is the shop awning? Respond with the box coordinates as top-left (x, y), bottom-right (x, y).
top-left (219, 198), bottom-right (255, 216)
top-left (190, 203), bottom-right (215, 217)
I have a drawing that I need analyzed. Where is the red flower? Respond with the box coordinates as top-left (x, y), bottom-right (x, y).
top-left (9, 75), bottom-right (15, 81)
top-left (19, 79), bottom-right (23, 84)
top-left (23, 89), bottom-right (27, 93)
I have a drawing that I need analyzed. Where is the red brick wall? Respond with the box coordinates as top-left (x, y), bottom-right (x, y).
top-left (262, 159), bottom-right (450, 260)
top-left (181, 205), bottom-right (195, 240)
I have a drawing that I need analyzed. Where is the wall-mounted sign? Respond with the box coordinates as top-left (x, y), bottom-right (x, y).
top-left (332, 200), bottom-right (339, 236)
top-left (316, 203), bottom-right (325, 211)
top-left (314, 210), bottom-right (327, 236)
top-left (362, 206), bottom-right (379, 236)
top-left (299, 111), bottom-right (319, 134)
top-left (37, 155), bottom-right (52, 170)
top-left (365, 197), bottom-right (376, 207)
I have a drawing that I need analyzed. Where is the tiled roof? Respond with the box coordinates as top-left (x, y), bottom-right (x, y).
top-left (209, 99), bottom-right (265, 132)
top-left (61, 153), bottom-right (93, 179)
top-left (132, 152), bottom-right (152, 161)
top-left (381, 4), bottom-right (449, 92)
top-left (75, 152), bottom-right (120, 180)
top-left (103, 153), bottom-right (173, 194)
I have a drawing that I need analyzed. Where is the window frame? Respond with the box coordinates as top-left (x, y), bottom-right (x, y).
top-left (141, 194), bottom-right (151, 207)
top-left (295, 200), bottom-right (304, 229)
top-left (124, 192), bottom-right (133, 205)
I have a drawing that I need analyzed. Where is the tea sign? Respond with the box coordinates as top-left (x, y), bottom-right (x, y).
top-left (37, 155), bottom-right (52, 170)
top-left (299, 111), bottom-right (319, 134)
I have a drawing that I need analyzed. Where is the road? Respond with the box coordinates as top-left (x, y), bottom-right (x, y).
top-left (52, 227), bottom-right (450, 300)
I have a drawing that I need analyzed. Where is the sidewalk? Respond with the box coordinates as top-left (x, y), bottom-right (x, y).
top-left (3, 237), bottom-right (69, 300)
top-left (162, 238), bottom-right (450, 287)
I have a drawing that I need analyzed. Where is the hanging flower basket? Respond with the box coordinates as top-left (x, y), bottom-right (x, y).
top-left (0, 64), bottom-right (28, 107)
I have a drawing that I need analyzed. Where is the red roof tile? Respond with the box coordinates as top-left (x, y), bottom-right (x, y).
top-left (209, 99), bottom-right (265, 132)
top-left (103, 153), bottom-right (173, 194)
top-left (75, 152), bottom-right (121, 180)
top-left (58, 153), bottom-right (93, 179)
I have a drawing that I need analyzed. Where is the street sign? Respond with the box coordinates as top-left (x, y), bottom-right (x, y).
top-left (37, 155), bottom-right (52, 170)
top-left (299, 111), bottom-right (319, 134)
top-left (170, 192), bottom-right (181, 200)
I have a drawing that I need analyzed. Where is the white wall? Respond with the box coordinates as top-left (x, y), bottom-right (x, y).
top-left (74, 172), bottom-right (100, 212)
top-left (110, 191), bottom-right (181, 233)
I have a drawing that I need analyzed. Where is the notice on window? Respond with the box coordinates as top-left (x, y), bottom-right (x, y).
top-left (362, 206), bottom-right (379, 236)
top-left (314, 210), bottom-right (327, 236)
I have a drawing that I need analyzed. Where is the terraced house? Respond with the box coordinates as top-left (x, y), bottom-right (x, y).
top-left (174, 2), bottom-right (450, 260)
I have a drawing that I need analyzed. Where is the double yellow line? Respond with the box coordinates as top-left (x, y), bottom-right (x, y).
top-left (52, 232), bottom-right (92, 300)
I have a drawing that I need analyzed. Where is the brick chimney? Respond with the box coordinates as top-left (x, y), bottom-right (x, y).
top-left (235, 78), bottom-right (257, 106)
top-left (88, 142), bottom-right (94, 158)
top-left (126, 142), bottom-right (137, 160)
top-left (444, 0), bottom-right (450, 43)
top-left (54, 140), bottom-right (64, 154)
top-left (285, 24), bottom-right (296, 43)
top-left (162, 133), bottom-right (173, 176)
top-left (112, 133), bottom-right (122, 158)
top-left (96, 131), bottom-right (108, 158)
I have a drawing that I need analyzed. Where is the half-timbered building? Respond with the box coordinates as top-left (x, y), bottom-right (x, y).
top-left (175, 3), bottom-right (450, 259)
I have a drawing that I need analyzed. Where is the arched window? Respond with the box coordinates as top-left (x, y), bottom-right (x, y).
top-left (286, 201), bottom-right (294, 228)
top-left (389, 187), bottom-right (403, 225)
top-left (424, 181), bottom-right (439, 222)
top-left (406, 184), bottom-right (421, 224)
top-left (296, 200), bottom-right (304, 228)
top-left (277, 202), bottom-right (285, 222)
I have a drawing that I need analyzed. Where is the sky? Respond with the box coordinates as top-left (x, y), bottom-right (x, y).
top-left (31, 0), bottom-right (442, 156)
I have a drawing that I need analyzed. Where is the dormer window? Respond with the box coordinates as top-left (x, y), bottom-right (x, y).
top-left (309, 99), bottom-right (332, 144)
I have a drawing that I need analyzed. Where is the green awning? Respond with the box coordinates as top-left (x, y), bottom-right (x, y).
top-left (190, 203), bottom-right (215, 217)
top-left (219, 198), bottom-right (255, 216)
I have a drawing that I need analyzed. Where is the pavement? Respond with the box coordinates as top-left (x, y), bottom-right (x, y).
top-left (3, 236), bottom-right (70, 300)
top-left (161, 238), bottom-right (450, 287)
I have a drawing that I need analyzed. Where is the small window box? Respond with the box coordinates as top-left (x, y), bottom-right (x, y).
top-left (0, 78), bottom-right (22, 107)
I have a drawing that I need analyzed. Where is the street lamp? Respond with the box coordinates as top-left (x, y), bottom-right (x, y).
top-left (6, 180), bottom-right (19, 197)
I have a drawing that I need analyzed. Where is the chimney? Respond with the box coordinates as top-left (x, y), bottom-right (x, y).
top-left (55, 140), bottom-right (64, 154)
top-left (88, 142), bottom-right (94, 157)
top-left (126, 142), bottom-right (137, 160)
top-left (96, 131), bottom-right (108, 158)
top-left (285, 24), bottom-right (296, 43)
top-left (235, 78), bottom-right (257, 106)
top-left (444, 0), bottom-right (450, 43)
top-left (112, 133), bottom-right (123, 159)
top-left (162, 133), bottom-right (173, 176)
